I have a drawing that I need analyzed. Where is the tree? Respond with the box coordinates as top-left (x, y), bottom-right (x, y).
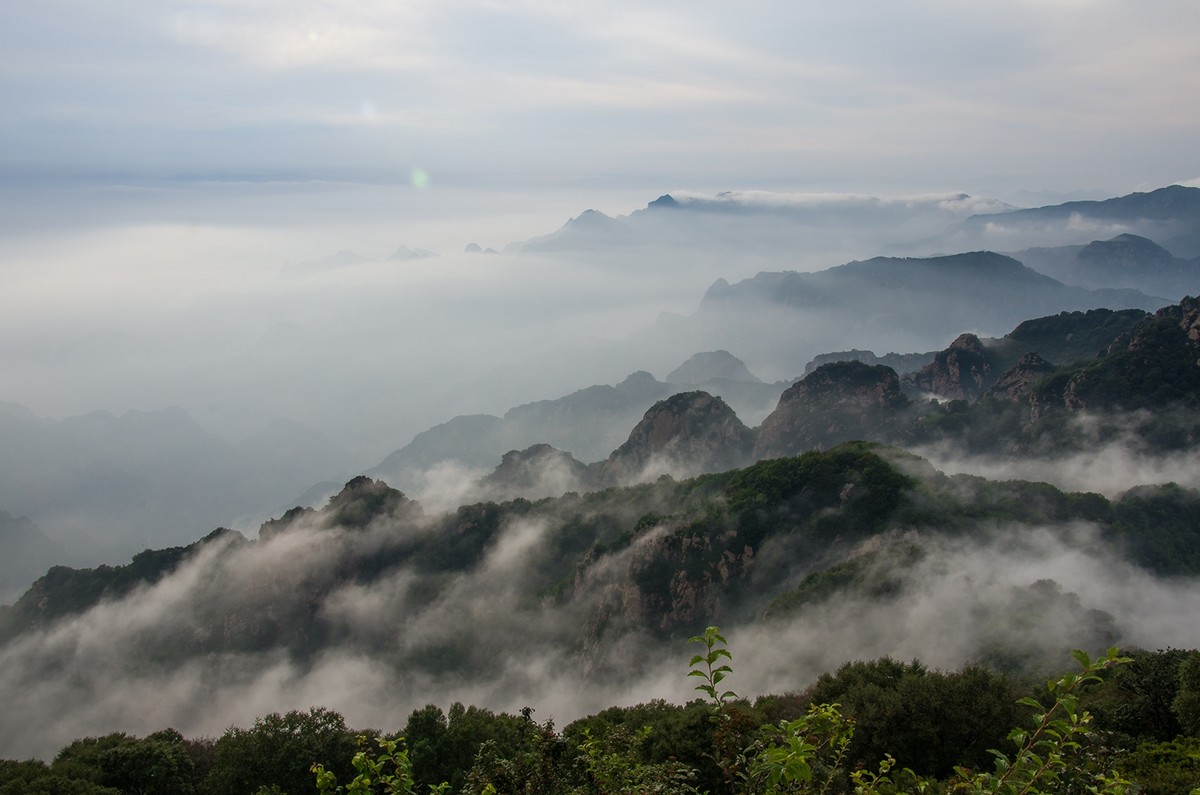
top-left (205, 707), bottom-right (357, 795)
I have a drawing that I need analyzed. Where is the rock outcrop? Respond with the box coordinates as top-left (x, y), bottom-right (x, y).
top-left (480, 444), bottom-right (591, 500)
top-left (984, 352), bottom-right (1059, 402)
top-left (755, 362), bottom-right (907, 459)
top-left (599, 391), bottom-right (755, 484)
top-left (902, 333), bottom-right (1001, 400)
top-left (666, 350), bottom-right (761, 384)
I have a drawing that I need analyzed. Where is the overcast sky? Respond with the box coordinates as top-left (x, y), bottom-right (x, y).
top-left (2, 0), bottom-right (1198, 201)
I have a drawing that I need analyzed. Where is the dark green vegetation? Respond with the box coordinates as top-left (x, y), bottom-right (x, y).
top-left (4, 645), bottom-right (1200, 793)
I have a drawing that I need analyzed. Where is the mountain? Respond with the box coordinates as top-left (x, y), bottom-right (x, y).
top-left (0, 512), bottom-right (66, 604)
top-left (755, 362), bottom-right (907, 459)
top-left (6, 284), bottom-right (1200, 756)
top-left (1013, 233), bottom-right (1200, 299)
top-left (387, 245), bottom-right (437, 261)
top-left (4, 441), bottom-right (1199, 761)
top-left (983, 352), bottom-right (1058, 402)
top-left (804, 349), bottom-right (936, 376)
top-left (901, 334), bottom-right (1000, 401)
top-left (368, 414), bottom-right (512, 486)
top-left (366, 358), bottom-right (783, 496)
top-left (597, 391), bottom-right (755, 485)
top-left (478, 444), bottom-right (592, 500)
top-left (984, 306), bottom-right (1149, 369)
top-left (666, 350), bottom-right (762, 385)
top-left (510, 190), bottom-right (1019, 274)
top-left (1029, 296), bottom-right (1200, 425)
top-left (915, 185), bottom-right (1200, 258)
top-left (744, 296), bottom-right (1200, 457)
top-left (681, 251), bottom-right (1165, 379)
top-left (366, 298), bottom-right (1168, 505)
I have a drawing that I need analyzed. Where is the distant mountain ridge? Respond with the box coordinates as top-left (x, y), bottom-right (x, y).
top-left (366, 357), bottom-right (784, 494)
top-left (1013, 233), bottom-right (1200, 298)
top-left (915, 184), bottom-right (1200, 258)
top-left (681, 251), bottom-right (1165, 379)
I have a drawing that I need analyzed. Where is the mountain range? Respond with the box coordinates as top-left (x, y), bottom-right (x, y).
top-left (4, 184), bottom-right (1200, 602)
top-left (2, 184), bottom-right (1200, 760)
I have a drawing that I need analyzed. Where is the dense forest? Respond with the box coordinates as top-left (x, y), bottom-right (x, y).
top-left (2, 638), bottom-right (1199, 793)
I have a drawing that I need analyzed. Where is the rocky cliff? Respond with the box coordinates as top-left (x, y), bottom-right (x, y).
top-left (755, 362), bottom-right (908, 459)
top-left (479, 444), bottom-right (591, 500)
top-left (901, 334), bottom-right (1001, 400)
top-left (599, 391), bottom-right (755, 484)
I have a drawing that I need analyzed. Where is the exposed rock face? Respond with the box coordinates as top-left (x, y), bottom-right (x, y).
top-left (599, 391), bottom-right (754, 484)
top-left (755, 361), bottom-right (907, 459)
top-left (1153, 294), bottom-right (1200, 348)
top-left (984, 353), bottom-right (1059, 401)
top-left (666, 350), bottom-right (761, 384)
top-left (480, 444), bottom-right (591, 500)
top-left (902, 333), bottom-right (1000, 400)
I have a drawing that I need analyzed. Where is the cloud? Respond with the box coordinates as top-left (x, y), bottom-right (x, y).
top-left (912, 412), bottom-right (1200, 498)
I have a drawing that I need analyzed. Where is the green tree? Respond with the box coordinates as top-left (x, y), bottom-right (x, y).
top-left (205, 707), bottom-right (357, 795)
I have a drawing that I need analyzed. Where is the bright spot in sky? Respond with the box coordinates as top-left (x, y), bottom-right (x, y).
top-left (411, 169), bottom-right (430, 189)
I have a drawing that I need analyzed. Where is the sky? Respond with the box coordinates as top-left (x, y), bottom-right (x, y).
top-left (3, 0), bottom-right (1198, 204)
top-left (1, 0), bottom-right (1199, 454)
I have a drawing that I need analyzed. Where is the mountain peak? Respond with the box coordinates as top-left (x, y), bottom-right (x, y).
top-left (324, 476), bottom-right (413, 529)
top-left (601, 391), bottom-right (753, 483)
top-left (647, 194), bottom-right (680, 209)
top-left (666, 350), bottom-right (762, 385)
top-left (903, 333), bottom-right (1000, 400)
top-left (755, 362), bottom-right (907, 459)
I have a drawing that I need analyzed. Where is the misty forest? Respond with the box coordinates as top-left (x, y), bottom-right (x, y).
top-left (3, 182), bottom-right (1200, 794)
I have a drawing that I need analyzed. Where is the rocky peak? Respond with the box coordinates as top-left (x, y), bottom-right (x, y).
top-left (323, 476), bottom-right (414, 529)
top-left (984, 352), bottom-right (1059, 401)
top-left (754, 361), bottom-right (906, 459)
top-left (666, 350), bottom-right (762, 385)
top-left (902, 333), bottom-right (1000, 400)
top-left (1120, 295), bottom-right (1200, 355)
top-left (600, 391), bottom-right (754, 483)
top-left (480, 444), bottom-right (591, 500)
top-left (615, 370), bottom-right (669, 402)
top-left (1078, 233), bottom-right (1175, 268)
top-left (1161, 295), bottom-right (1200, 346)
